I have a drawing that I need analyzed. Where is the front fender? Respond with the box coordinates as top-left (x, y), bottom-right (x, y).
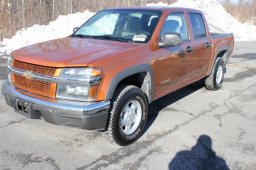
top-left (105, 64), bottom-right (154, 103)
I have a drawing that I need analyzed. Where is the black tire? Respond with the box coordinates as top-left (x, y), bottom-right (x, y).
top-left (108, 85), bottom-right (148, 146)
top-left (205, 57), bottom-right (225, 90)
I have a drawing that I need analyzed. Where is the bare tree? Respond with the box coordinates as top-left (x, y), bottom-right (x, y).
top-left (0, 0), bottom-right (185, 40)
top-left (222, 0), bottom-right (256, 23)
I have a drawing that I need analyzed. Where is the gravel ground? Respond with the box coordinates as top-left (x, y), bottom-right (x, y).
top-left (0, 42), bottom-right (255, 170)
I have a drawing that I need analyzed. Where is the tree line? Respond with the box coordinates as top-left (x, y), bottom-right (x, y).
top-left (222, 0), bottom-right (256, 24)
top-left (0, 0), bottom-right (176, 41)
top-left (1, 0), bottom-right (255, 41)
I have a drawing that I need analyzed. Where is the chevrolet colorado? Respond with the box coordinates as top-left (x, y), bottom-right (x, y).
top-left (2, 7), bottom-right (234, 145)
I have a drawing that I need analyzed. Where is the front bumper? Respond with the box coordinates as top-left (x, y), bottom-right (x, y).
top-left (1, 81), bottom-right (110, 130)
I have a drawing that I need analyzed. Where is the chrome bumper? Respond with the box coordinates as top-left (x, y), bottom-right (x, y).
top-left (1, 81), bottom-right (110, 130)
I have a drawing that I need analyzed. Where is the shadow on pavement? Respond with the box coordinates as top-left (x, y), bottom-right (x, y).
top-left (168, 135), bottom-right (230, 170)
top-left (145, 82), bottom-right (203, 132)
top-left (231, 53), bottom-right (256, 61)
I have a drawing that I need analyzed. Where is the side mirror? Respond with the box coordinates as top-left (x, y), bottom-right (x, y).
top-left (158, 33), bottom-right (182, 48)
top-left (73, 27), bottom-right (79, 33)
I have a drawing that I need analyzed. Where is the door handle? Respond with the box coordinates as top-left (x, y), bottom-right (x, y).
top-left (206, 42), bottom-right (212, 48)
top-left (186, 46), bottom-right (193, 53)
top-left (177, 46), bottom-right (193, 57)
top-left (177, 50), bottom-right (186, 57)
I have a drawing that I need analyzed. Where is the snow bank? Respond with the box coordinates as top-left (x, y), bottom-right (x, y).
top-left (148, 0), bottom-right (256, 42)
top-left (1, 0), bottom-right (256, 57)
top-left (0, 10), bottom-right (94, 57)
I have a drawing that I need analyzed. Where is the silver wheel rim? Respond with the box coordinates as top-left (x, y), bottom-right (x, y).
top-left (216, 65), bottom-right (223, 85)
top-left (119, 100), bottom-right (142, 135)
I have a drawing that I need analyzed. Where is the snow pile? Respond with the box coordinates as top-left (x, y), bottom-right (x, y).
top-left (148, 0), bottom-right (256, 41)
top-left (0, 10), bottom-right (94, 57)
top-left (1, 0), bottom-right (256, 57)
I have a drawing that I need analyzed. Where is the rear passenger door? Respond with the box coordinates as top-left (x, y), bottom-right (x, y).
top-left (188, 13), bottom-right (213, 78)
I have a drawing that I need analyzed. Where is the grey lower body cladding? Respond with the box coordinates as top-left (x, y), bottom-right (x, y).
top-left (1, 81), bottom-right (110, 130)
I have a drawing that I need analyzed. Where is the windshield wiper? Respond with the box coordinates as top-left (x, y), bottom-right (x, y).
top-left (71, 34), bottom-right (92, 38)
top-left (90, 35), bottom-right (129, 42)
top-left (72, 34), bottom-right (129, 42)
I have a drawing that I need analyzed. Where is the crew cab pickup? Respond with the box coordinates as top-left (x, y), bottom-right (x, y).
top-left (2, 7), bottom-right (234, 145)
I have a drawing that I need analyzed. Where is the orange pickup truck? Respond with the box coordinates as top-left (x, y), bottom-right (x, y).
top-left (2, 7), bottom-right (234, 145)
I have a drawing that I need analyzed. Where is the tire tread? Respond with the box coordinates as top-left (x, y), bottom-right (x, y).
top-left (107, 85), bottom-right (145, 145)
top-left (205, 57), bottom-right (224, 90)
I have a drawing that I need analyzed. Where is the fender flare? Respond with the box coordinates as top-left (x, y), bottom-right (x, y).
top-left (216, 46), bottom-right (228, 56)
top-left (105, 64), bottom-right (154, 103)
top-left (208, 46), bottom-right (229, 75)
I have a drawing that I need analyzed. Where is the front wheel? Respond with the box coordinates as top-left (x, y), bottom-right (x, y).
top-left (205, 57), bottom-right (225, 90)
top-left (108, 85), bottom-right (148, 146)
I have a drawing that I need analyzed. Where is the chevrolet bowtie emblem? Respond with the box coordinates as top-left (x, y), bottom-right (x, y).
top-left (23, 71), bottom-right (33, 79)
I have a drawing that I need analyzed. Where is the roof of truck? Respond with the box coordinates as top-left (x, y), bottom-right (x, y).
top-left (105, 6), bottom-right (201, 13)
top-left (107, 6), bottom-right (170, 10)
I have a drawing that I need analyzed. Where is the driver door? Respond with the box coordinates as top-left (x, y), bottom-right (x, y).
top-left (154, 12), bottom-right (193, 99)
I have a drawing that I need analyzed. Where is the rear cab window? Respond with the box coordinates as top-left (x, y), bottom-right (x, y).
top-left (189, 13), bottom-right (207, 39)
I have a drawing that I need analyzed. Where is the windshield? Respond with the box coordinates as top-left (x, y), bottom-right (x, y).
top-left (73, 9), bottom-right (161, 43)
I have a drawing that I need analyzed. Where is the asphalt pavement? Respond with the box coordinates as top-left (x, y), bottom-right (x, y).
top-left (0, 42), bottom-right (255, 170)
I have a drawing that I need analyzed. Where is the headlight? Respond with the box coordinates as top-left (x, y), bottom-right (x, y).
top-left (56, 68), bottom-right (102, 101)
top-left (57, 85), bottom-right (89, 101)
top-left (61, 68), bottom-right (92, 81)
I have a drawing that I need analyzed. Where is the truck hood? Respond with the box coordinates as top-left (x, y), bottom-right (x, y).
top-left (12, 37), bottom-right (139, 67)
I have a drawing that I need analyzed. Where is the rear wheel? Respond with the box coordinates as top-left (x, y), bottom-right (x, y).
top-left (205, 57), bottom-right (225, 90)
top-left (108, 85), bottom-right (148, 146)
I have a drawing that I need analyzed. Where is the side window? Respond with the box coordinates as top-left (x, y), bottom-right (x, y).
top-left (189, 13), bottom-right (207, 39)
top-left (160, 13), bottom-right (189, 42)
top-left (148, 15), bottom-right (159, 33)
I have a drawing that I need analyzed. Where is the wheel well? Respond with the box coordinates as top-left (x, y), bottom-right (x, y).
top-left (116, 72), bottom-right (153, 102)
top-left (118, 72), bottom-right (145, 88)
top-left (217, 50), bottom-right (228, 64)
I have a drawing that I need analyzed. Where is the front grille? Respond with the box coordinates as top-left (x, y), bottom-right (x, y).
top-left (12, 60), bottom-right (57, 98)
top-left (13, 60), bottom-right (56, 76)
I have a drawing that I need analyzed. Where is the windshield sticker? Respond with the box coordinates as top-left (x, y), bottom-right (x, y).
top-left (133, 34), bottom-right (147, 42)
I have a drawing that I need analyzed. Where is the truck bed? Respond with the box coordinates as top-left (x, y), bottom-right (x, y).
top-left (209, 32), bottom-right (234, 66)
top-left (210, 32), bottom-right (233, 38)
